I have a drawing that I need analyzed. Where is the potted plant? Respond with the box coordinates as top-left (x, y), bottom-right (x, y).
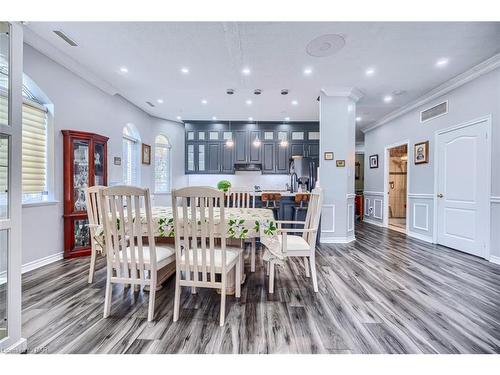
top-left (217, 180), bottom-right (232, 192)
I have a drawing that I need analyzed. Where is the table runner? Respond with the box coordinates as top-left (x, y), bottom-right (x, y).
top-left (94, 206), bottom-right (284, 261)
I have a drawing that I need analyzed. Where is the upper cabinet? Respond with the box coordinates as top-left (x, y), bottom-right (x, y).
top-left (184, 122), bottom-right (319, 175)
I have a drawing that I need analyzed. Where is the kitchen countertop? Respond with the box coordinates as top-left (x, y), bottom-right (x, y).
top-left (254, 191), bottom-right (310, 197)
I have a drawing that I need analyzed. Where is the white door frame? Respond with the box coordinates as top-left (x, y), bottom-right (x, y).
top-left (0, 22), bottom-right (25, 352)
top-left (383, 139), bottom-right (410, 233)
top-left (432, 115), bottom-right (492, 259)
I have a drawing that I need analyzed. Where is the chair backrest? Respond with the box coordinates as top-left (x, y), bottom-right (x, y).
top-left (100, 185), bottom-right (157, 285)
top-left (172, 186), bottom-right (227, 286)
top-left (225, 188), bottom-right (255, 208)
top-left (85, 185), bottom-right (105, 251)
top-left (302, 187), bottom-right (323, 246)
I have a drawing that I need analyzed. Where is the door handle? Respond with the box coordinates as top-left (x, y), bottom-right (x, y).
top-left (437, 193), bottom-right (444, 198)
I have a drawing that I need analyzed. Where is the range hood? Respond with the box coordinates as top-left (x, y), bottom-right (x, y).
top-left (234, 163), bottom-right (262, 172)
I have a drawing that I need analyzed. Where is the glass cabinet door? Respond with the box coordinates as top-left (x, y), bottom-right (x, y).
top-left (73, 139), bottom-right (89, 212)
top-left (94, 142), bottom-right (105, 186)
top-left (187, 144), bottom-right (195, 172)
top-left (73, 218), bottom-right (90, 249)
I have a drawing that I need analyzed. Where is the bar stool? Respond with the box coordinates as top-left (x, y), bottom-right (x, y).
top-left (261, 193), bottom-right (282, 220)
top-left (292, 193), bottom-right (310, 222)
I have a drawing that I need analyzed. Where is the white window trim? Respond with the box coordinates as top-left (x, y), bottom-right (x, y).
top-left (122, 125), bottom-right (141, 186)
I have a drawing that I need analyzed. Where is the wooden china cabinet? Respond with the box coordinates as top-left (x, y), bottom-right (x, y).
top-left (62, 130), bottom-right (109, 258)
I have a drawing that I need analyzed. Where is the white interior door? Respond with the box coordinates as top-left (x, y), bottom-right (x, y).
top-left (436, 119), bottom-right (489, 258)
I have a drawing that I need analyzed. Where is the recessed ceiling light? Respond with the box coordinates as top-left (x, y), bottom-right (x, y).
top-left (365, 68), bottom-right (375, 76)
top-left (356, 116), bottom-right (362, 122)
top-left (248, 117), bottom-right (253, 121)
top-left (119, 67), bottom-right (128, 73)
top-left (284, 117), bottom-right (290, 122)
top-left (157, 99), bottom-right (164, 104)
top-left (383, 95), bottom-right (393, 103)
top-left (242, 67), bottom-right (251, 76)
top-left (291, 100), bottom-right (298, 106)
top-left (176, 115), bottom-right (182, 120)
top-left (212, 116), bottom-right (217, 121)
top-left (180, 67), bottom-right (189, 74)
top-left (303, 67), bottom-right (313, 76)
top-left (201, 99), bottom-right (208, 105)
top-left (435, 58), bottom-right (449, 68)
top-left (245, 99), bottom-right (253, 105)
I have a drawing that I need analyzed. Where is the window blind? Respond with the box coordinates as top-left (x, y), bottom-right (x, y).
top-left (154, 136), bottom-right (171, 192)
top-left (122, 136), bottom-right (138, 186)
top-left (22, 103), bottom-right (48, 196)
top-left (0, 96), bottom-right (48, 200)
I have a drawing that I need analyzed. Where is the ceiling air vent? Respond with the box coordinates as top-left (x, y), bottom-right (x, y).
top-left (421, 101), bottom-right (448, 123)
top-left (146, 101), bottom-right (155, 108)
top-left (53, 30), bottom-right (78, 46)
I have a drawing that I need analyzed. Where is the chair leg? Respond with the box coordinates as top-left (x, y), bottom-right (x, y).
top-left (269, 261), bottom-right (275, 294)
top-left (250, 238), bottom-right (256, 272)
top-left (266, 261), bottom-right (270, 276)
top-left (310, 257), bottom-right (318, 293)
top-left (220, 272), bottom-right (227, 326)
top-left (235, 256), bottom-right (241, 298)
top-left (88, 247), bottom-right (97, 283)
top-left (173, 273), bottom-right (181, 322)
top-left (147, 274), bottom-right (157, 322)
top-left (191, 286), bottom-right (197, 294)
top-left (103, 272), bottom-right (112, 318)
top-left (304, 257), bottom-right (310, 278)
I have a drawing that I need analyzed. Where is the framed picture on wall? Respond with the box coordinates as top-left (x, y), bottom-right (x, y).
top-left (324, 152), bottom-right (334, 160)
top-left (142, 143), bottom-right (151, 165)
top-left (369, 154), bottom-right (379, 168)
top-left (414, 141), bottom-right (429, 164)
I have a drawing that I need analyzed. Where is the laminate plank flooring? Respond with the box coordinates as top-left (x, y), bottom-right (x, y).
top-left (20, 223), bottom-right (500, 353)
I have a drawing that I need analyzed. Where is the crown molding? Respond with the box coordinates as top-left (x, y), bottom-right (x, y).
top-left (321, 87), bottom-right (363, 103)
top-left (23, 25), bottom-right (119, 96)
top-left (363, 53), bottom-right (500, 133)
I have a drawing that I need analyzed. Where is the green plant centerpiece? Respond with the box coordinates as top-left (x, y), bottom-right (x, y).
top-left (217, 180), bottom-right (232, 192)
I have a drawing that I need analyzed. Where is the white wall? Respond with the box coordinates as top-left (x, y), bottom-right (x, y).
top-left (363, 67), bottom-right (500, 258)
top-left (21, 44), bottom-right (186, 266)
top-left (187, 173), bottom-right (289, 191)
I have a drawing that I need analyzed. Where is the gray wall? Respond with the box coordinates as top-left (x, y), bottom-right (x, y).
top-left (21, 44), bottom-right (186, 266)
top-left (363, 67), bottom-right (500, 258)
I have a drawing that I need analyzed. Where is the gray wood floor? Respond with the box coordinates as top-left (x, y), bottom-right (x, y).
top-left (21, 222), bottom-right (500, 354)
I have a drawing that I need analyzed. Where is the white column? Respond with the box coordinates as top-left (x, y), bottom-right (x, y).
top-left (319, 88), bottom-right (361, 243)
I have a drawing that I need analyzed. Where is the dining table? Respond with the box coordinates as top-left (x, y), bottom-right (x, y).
top-left (94, 206), bottom-right (283, 292)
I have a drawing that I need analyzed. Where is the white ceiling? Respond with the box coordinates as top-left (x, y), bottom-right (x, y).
top-left (24, 22), bottom-right (500, 140)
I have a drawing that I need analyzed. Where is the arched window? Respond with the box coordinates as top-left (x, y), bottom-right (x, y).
top-left (122, 123), bottom-right (140, 185)
top-left (154, 134), bottom-right (171, 193)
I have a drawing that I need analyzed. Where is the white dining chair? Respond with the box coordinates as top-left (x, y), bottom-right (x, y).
top-left (268, 187), bottom-right (323, 294)
top-left (226, 188), bottom-right (257, 272)
top-left (85, 185), bottom-right (105, 283)
top-left (172, 186), bottom-right (242, 326)
top-left (100, 185), bottom-right (176, 322)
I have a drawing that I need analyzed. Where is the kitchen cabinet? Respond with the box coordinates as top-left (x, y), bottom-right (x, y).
top-left (249, 131), bottom-right (262, 163)
top-left (234, 130), bottom-right (247, 163)
top-left (206, 142), bottom-right (221, 173)
top-left (184, 121), bottom-right (319, 175)
top-left (276, 143), bottom-right (289, 173)
top-left (262, 142), bottom-right (275, 173)
top-left (221, 143), bottom-right (234, 173)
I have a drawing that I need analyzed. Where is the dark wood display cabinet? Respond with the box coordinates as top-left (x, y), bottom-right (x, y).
top-left (62, 130), bottom-right (108, 259)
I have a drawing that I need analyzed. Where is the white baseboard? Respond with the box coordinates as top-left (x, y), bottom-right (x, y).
top-left (22, 251), bottom-right (64, 274)
top-left (407, 231), bottom-right (433, 244)
top-left (320, 235), bottom-right (355, 244)
top-left (490, 256), bottom-right (500, 265)
top-left (3, 338), bottom-right (27, 353)
top-left (363, 218), bottom-right (384, 227)
top-left (0, 251), bottom-right (64, 285)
